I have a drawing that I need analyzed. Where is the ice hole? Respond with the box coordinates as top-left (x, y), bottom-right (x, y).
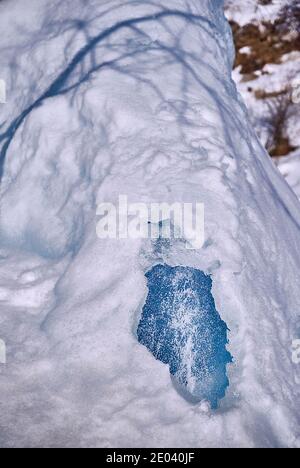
top-left (137, 264), bottom-right (232, 409)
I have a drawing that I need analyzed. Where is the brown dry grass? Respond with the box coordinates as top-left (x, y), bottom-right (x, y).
top-left (230, 20), bottom-right (300, 75)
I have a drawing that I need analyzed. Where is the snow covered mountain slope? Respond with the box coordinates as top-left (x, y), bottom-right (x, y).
top-left (0, 0), bottom-right (300, 448)
top-left (225, 0), bottom-right (300, 200)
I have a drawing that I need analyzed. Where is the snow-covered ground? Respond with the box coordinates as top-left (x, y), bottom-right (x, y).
top-left (232, 55), bottom-right (300, 143)
top-left (225, 0), bottom-right (289, 25)
top-left (0, 0), bottom-right (300, 448)
top-left (225, 0), bottom-right (300, 200)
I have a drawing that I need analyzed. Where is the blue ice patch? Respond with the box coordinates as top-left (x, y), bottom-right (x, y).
top-left (137, 265), bottom-right (232, 409)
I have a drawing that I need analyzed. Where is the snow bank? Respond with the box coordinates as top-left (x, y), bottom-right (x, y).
top-left (0, 0), bottom-right (300, 448)
top-left (278, 151), bottom-right (300, 199)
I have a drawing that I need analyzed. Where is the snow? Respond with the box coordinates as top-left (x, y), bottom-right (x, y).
top-left (224, 0), bottom-right (289, 26)
top-left (225, 0), bottom-right (300, 200)
top-left (0, 0), bottom-right (300, 448)
top-left (232, 53), bottom-right (300, 155)
top-left (277, 150), bottom-right (300, 199)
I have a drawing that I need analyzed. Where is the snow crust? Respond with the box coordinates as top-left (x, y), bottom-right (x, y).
top-left (0, 0), bottom-right (300, 448)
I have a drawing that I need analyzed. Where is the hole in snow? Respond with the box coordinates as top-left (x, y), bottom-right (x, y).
top-left (137, 264), bottom-right (232, 409)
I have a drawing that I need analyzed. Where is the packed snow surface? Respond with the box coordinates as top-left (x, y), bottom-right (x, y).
top-left (0, 0), bottom-right (300, 448)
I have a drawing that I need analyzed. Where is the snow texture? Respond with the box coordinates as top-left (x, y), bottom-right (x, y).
top-left (278, 150), bottom-right (300, 199)
top-left (225, 0), bottom-right (289, 26)
top-left (0, 0), bottom-right (300, 448)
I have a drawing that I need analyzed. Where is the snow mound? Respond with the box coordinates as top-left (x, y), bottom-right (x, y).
top-left (0, 0), bottom-right (300, 448)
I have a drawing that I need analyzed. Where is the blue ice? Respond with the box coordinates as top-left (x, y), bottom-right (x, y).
top-left (137, 265), bottom-right (232, 409)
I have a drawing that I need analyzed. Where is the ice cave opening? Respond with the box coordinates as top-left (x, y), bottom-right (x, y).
top-left (137, 264), bottom-right (232, 409)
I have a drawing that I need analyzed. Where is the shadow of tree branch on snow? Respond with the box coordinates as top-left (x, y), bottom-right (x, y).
top-left (0, 2), bottom-right (224, 181)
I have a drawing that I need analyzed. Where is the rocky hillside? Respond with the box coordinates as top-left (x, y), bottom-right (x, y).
top-left (225, 0), bottom-right (300, 197)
